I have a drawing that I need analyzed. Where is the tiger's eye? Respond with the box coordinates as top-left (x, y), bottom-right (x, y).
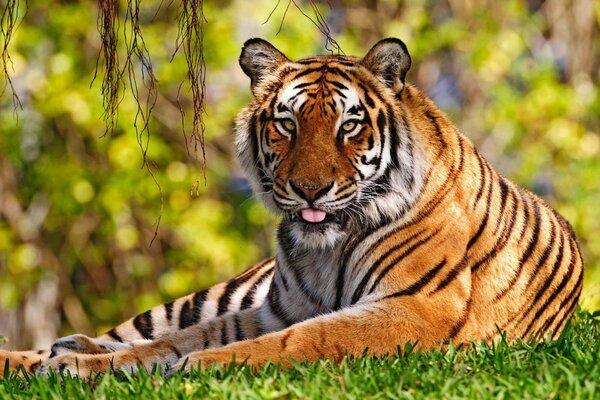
top-left (341, 121), bottom-right (358, 132)
top-left (281, 119), bottom-right (296, 132)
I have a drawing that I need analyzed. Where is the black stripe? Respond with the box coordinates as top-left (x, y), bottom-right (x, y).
top-left (473, 151), bottom-right (487, 207)
top-left (267, 284), bottom-right (294, 327)
top-left (424, 110), bottom-right (447, 151)
top-left (354, 72), bottom-right (386, 103)
top-left (234, 315), bottom-right (245, 342)
top-left (276, 103), bottom-right (290, 113)
top-left (217, 266), bottom-right (262, 316)
top-left (164, 301), bottom-right (174, 322)
top-left (376, 111), bottom-right (385, 136)
top-left (543, 240), bottom-right (583, 335)
top-left (467, 163), bottom-right (494, 250)
top-left (290, 66), bottom-right (323, 80)
top-left (179, 289), bottom-right (208, 329)
top-left (133, 310), bottom-right (154, 340)
top-left (240, 266), bottom-right (275, 310)
top-left (278, 270), bottom-right (290, 291)
top-left (203, 330), bottom-right (210, 349)
top-left (557, 298), bottom-right (580, 333)
top-left (552, 286), bottom-right (581, 338)
top-left (516, 188), bottom-right (531, 241)
top-left (367, 230), bottom-right (440, 295)
top-left (503, 217), bottom-right (558, 330)
top-left (510, 219), bottom-right (558, 328)
top-left (471, 188), bottom-right (519, 273)
top-left (434, 255), bottom-right (469, 293)
top-left (361, 84), bottom-right (375, 108)
top-left (294, 59), bottom-right (321, 65)
top-left (106, 328), bottom-right (123, 342)
top-left (334, 60), bottom-right (357, 67)
top-left (346, 154), bottom-right (365, 180)
top-left (407, 131), bottom-right (465, 228)
top-left (456, 135), bottom-right (466, 173)
top-left (221, 319), bottom-right (229, 346)
top-left (249, 114), bottom-right (271, 194)
top-left (330, 189), bottom-right (358, 203)
top-left (524, 218), bottom-right (557, 288)
top-left (385, 259), bottom-right (447, 298)
top-left (278, 227), bottom-right (325, 305)
top-left (522, 232), bottom-right (570, 338)
top-left (386, 105), bottom-right (398, 168)
top-left (325, 79), bottom-right (349, 90)
top-left (328, 67), bottom-right (351, 81)
top-left (350, 229), bottom-right (426, 304)
top-left (326, 100), bottom-right (337, 115)
top-left (367, 133), bottom-right (375, 150)
top-left (179, 301), bottom-right (193, 329)
top-left (534, 259), bottom-right (580, 339)
top-left (293, 81), bottom-right (315, 89)
top-left (169, 345), bottom-right (182, 359)
top-left (449, 295), bottom-right (472, 339)
top-left (520, 199), bottom-right (542, 266)
top-left (287, 259), bottom-right (323, 305)
top-left (336, 213), bottom-right (403, 309)
top-left (494, 189), bottom-right (532, 301)
top-left (493, 177), bottom-right (510, 234)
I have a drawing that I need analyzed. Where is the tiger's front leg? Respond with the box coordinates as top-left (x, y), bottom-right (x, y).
top-left (0, 259), bottom-right (274, 376)
top-left (36, 259), bottom-right (276, 375)
top-left (37, 305), bottom-right (273, 376)
top-left (174, 290), bottom-right (471, 373)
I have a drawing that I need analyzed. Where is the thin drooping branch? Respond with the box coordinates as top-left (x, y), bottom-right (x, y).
top-left (0, 0), bottom-right (27, 111)
top-left (93, 0), bottom-right (121, 137)
top-left (265, 0), bottom-right (342, 54)
top-left (93, 0), bottom-right (159, 157)
top-left (122, 0), bottom-right (161, 243)
top-left (300, 0), bottom-right (342, 54)
top-left (123, 0), bottom-right (158, 163)
top-left (93, 0), bottom-right (162, 244)
top-left (173, 0), bottom-right (207, 176)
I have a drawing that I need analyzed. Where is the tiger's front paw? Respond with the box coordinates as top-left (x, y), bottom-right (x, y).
top-left (50, 334), bottom-right (134, 357)
top-left (37, 353), bottom-right (113, 377)
top-left (0, 349), bottom-right (49, 375)
top-left (38, 345), bottom-right (179, 377)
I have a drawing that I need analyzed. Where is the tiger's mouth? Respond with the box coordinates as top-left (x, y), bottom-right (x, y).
top-left (289, 208), bottom-right (342, 224)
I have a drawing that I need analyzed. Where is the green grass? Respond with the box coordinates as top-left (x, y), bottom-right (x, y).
top-left (1, 310), bottom-right (598, 399)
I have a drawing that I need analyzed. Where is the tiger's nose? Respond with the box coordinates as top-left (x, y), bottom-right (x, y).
top-left (289, 180), bottom-right (334, 202)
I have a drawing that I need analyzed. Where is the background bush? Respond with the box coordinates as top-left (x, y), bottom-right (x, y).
top-left (0, 0), bottom-right (598, 350)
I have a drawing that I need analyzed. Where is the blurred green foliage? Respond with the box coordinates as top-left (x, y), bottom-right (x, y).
top-left (0, 0), bottom-right (598, 349)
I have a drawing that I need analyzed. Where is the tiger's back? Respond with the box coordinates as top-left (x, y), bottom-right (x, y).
top-left (341, 84), bottom-right (584, 343)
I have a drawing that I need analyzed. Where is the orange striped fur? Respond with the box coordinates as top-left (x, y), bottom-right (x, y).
top-left (0, 38), bottom-right (583, 376)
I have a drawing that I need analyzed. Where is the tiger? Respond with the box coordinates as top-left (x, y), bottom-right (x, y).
top-left (0, 37), bottom-right (583, 377)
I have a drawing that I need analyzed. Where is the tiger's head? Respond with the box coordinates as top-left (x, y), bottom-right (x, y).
top-left (236, 38), bottom-right (426, 248)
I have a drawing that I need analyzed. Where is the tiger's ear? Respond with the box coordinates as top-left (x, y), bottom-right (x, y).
top-left (239, 38), bottom-right (289, 94)
top-left (361, 38), bottom-right (412, 92)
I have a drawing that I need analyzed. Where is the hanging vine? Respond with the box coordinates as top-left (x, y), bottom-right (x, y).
top-left (0, 0), bottom-right (26, 110)
top-left (174, 0), bottom-right (207, 178)
top-left (93, 0), bottom-right (121, 137)
top-left (266, 0), bottom-right (342, 54)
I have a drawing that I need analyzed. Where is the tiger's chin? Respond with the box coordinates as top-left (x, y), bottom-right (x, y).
top-left (289, 222), bottom-right (346, 249)
top-left (285, 210), bottom-right (348, 249)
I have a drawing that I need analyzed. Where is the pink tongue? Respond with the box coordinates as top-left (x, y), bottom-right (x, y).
top-left (300, 208), bottom-right (327, 223)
